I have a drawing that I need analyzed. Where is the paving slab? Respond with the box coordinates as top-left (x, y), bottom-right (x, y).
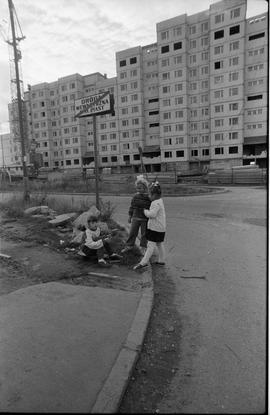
top-left (0, 282), bottom-right (141, 413)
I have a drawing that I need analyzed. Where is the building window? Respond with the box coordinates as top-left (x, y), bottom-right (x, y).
top-left (162, 72), bottom-right (170, 80)
top-left (229, 71), bottom-right (239, 81)
top-left (230, 57), bottom-right (239, 66)
top-left (229, 102), bottom-right (238, 111)
top-left (191, 149), bottom-right (198, 157)
top-left (161, 45), bottom-right (169, 54)
top-left (215, 147), bottom-right (224, 155)
top-left (201, 52), bottom-right (209, 60)
top-left (229, 117), bottom-right (238, 125)
top-left (174, 55), bottom-right (182, 64)
top-left (214, 29), bottom-right (224, 39)
top-left (201, 94), bottom-right (208, 103)
top-left (214, 90), bottom-right (224, 99)
top-left (173, 70), bottom-right (181, 81)
top-left (247, 94), bottom-right (263, 101)
top-left (214, 45), bottom-right (224, 54)
top-left (173, 26), bottom-right (182, 37)
top-left (190, 40), bottom-right (196, 49)
top-left (163, 112), bottom-right (171, 120)
top-left (231, 8), bottom-right (240, 19)
top-left (174, 42), bottom-right (182, 50)
top-left (120, 72), bottom-right (127, 79)
top-left (229, 132), bottom-right (238, 139)
top-left (176, 150), bottom-right (184, 157)
top-left (162, 85), bottom-right (170, 93)
top-left (175, 124), bottom-right (184, 131)
top-left (229, 87), bottom-right (238, 96)
top-left (149, 123), bottom-right (159, 127)
top-left (230, 25), bottom-right (240, 35)
top-left (229, 146), bottom-right (238, 154)
top-left (201, 21), bottom-right (208, 32)
top-left (215, 105), bottom-right (224, 113)
top-left (201, 37), bottom-right (208, 46)
top-left (130, 57), bottom-right (137, 64)
top-left (150, 110), bottom-right (159, 116)
top-left (164, 138), bottom-right (172, 145)
top-left (202, 149), bottom-right (210, 156)
top-left (161, 30), bottom-right (169, 40)
top-left (163, 99), bottom-right (171, 106)
top-left (161, 58), bottom-right (170, 67)
top-left (215, 119), bottom-right (224, 127)
top-left (120, 60), bottom-right (126, 67)
top-left (249, 32), bottom-right (265, 41)
top-left (201, 66), bottom-right (209, 75)
top-left (215, 13), bottom-right (224, 24)
top-left (123, 155), bottom-right (130, 161)
top-left (230, 41), bottom-right (239, 51)
top-left (175, 137), bottom-right (184, 144)
top-left (214, 61), bottom-right (223, 70)
top-left (164, 151), bottom-right (172, 158)
top-left (214, 75), bottom-right (224, 84)
top-left (215, 133), bottom-right (224, 141)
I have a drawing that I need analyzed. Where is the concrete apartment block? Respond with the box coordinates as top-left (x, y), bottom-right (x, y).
top-left (3, 0), bottom-right (268, 174)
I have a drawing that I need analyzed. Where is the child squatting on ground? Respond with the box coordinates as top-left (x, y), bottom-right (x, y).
top-left (79, 216), bottom-right (122, 268)
top-left (121, 175), bottom-right (151, 255)
top-left (133, 181), bottom-right (166, 270)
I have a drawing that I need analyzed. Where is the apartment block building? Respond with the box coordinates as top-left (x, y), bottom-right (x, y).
top-left (7, 0), bottom-right (268, 173)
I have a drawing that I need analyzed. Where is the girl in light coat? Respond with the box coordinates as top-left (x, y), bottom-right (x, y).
top-left (133, 181), bottom-right (166, 270)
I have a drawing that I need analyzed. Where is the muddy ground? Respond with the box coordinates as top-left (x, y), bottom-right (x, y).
top-left (0, 213), bottom-right (182, 413)
top-left (0, 214), bottom-right (147, 294)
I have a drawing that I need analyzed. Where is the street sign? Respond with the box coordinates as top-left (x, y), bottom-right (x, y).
top-left (74, 91), bottom-right (114, 118)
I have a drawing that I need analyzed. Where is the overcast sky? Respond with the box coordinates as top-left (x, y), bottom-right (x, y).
top-left (0, 0), bottom-right (267, 133)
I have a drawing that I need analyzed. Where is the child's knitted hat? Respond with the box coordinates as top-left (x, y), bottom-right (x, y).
top-left (135, 175), bottom-right (149, 189)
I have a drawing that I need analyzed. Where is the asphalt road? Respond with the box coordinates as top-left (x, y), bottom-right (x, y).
top-left (112, 186), bottom-right (267, 413)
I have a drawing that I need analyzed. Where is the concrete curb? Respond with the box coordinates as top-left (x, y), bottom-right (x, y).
top-left (91, 268), bottom-right (154, 413)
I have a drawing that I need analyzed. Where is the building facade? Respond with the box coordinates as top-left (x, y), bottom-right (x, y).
top-left (7, 0), bottom-right (268, 173)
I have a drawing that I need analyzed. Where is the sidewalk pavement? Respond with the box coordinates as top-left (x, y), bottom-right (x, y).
top-left (0, 268), bottom-right (153, 413)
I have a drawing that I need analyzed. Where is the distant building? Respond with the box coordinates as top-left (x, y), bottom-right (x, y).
top-left (0, 132), bottom-right (22, 168)
top-left (7, 0), bottom-right (268, 173)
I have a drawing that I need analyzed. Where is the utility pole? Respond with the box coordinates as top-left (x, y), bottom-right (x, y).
top-left (0, 134), bottom-right (5, 168)
top-left (8, 0), bottom-right (29, 201)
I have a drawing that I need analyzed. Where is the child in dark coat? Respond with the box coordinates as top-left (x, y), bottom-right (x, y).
top-left (121, 175), bottom-right (151, 254)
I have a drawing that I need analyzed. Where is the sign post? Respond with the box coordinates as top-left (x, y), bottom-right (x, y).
top-left (92, 115), bottom-right (100, 209)
top-left (74, 92), bottom-right (114, 211)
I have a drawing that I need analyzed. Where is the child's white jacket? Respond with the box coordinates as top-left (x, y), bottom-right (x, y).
top-left (144, 199), bottom-right (166, 233)
top-left (85, 228), bottom-right (103, 249)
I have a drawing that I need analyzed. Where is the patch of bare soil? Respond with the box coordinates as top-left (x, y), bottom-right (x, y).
top-left (119, 265), bottom-right (183, 413)
top-left (0, 215), bottom-right (146, 295)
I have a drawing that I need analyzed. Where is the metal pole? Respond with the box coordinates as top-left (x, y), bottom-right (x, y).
top-left (93, 115), bottom-right (100, 210)
top-left (8, 0), bottom-right (29, 201)
top-left (1, 135), bottom-right (5, 168)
